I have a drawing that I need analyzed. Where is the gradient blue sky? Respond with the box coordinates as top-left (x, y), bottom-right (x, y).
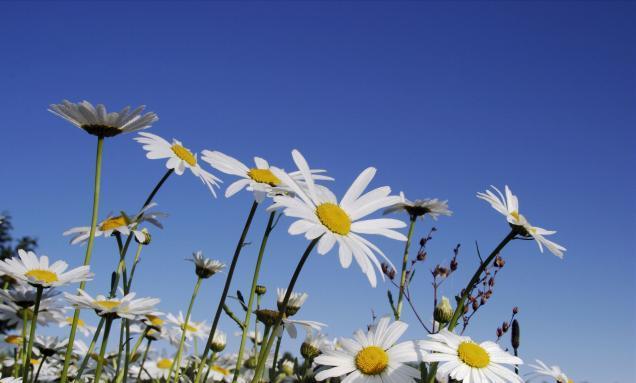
top-left (1, 1), bottom-right (634, 382)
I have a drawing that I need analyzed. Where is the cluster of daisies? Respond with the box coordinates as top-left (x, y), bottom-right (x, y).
top-left (0, 100), bottom-right (571, 383)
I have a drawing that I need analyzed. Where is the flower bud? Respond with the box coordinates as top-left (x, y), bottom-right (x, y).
top-left (502, 321), bottom-right (510, 332)
top-left (255, 285), bottom-right (267, 296)
top-left (512, 306), bottom-right (519, 315)
top-left (433, 297), bottom-right (454, 324)
top-left (135, 228), bottom-right (152, 245)
top-left (511, 319), bottom-right (520, 350)
top-left (244, 356), bottom-right (258, 369)
top-left (280, 360), bottom-right (294, 376)
top-left (301, 341), bottom-right (321, 360)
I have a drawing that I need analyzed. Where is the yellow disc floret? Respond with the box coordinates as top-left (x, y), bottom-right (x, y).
top-left (247, 168), bottom-right (281, 186)
top-left (181, 323), bottom-right (199, 333)
top-left (100, 216), bottom-right (128, 231)
top-left (25, 269), bottom-right (59, 284)
top-left (157, 358), bottom-right (173, 369)
top-left (355, 346), bottom-right (389, 375)
top-left (171, 144), bottom-right (197, 166)
top-left (211, 365), bottom-right (230, 375)
top-left (457, 341), bottom-right (490, 369)
top-left (316, 203), bottom-right (351, 235)
top-left (95, 300), bottom-right (121, 310)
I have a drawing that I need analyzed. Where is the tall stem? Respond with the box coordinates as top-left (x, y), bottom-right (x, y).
top-left (271, 334), bottom-right (283, 377)
top-left (136, 338), bottom-right (152, 382)
top-left (250, 237), bottom-right (320, 383)
top-left (395, 216), bottom-right (417, 320)
top-left (22, 286), bottom-right (43, 382)
top-left (75, 317), bottom-right (106, 381)
top-left (61, 136), bottom-right (104, 383)
top-left (171, 277), bottom-right (203, 383)
top-left (33, 354), bottom-right (48, 383)
top-left (193, 201), bottom-right (259, 383)
top-left (232, 211), bottom-right (276, 383)
top-left (94, 317), bottom-right (114, 383)
top-left (20, 309), bottom-right (27, 375)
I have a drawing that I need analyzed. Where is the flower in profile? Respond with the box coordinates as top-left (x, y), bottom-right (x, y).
top-left (34, 336), bottom-right (68, 357)
top-left (210, 330), bottom-right (227, 352)
top-left (134, 132), bottom-right (221, 196)
top-left (270, 150), bottom-right (406, 286)
top-left (527, 359), bottom-right (572, 383)
top-left (0, 249), bottom-right (93, 288)
top-left (166, 312), bottom-right (209, 341)
top-left (314, 317), bottom-right (424, 383)
top-left (276, 288), bottom-right (308, 316)
top-left (0, 297), bottom-right (64, 328)
top-left (420, 329), bottom-right (523, 383)
top-left (5, 334), bottom-right (23, 347)
top-left (281, 318), bottom-right (326, 339)
top-left (189, 251), bottom-right (225, 279)
top-left (49, 100), bottom-right (158, 137)
top-left (0, 283), bottom-right (60, 307)
top-left (477, 185), bottom-right (566, 258)
top-left (136, 357), bottom-right (182, 380)
top-left (64, 289), bottom-right (160, 319)
top-left (301, 331), bottom-right (330, 359)
top-left (58, 316), bottom-right (96, 337)
top-left (201, 150), bottom-right (332, 202)
top-left (384, 192), bottom-right (452, 220)
top-left (63, 203), bottom-right (166, 246)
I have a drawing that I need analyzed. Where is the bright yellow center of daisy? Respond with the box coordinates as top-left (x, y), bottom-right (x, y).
top-left (30, 358), bottom-right (40, 365)
top-left (25, 269), bottom-right (58, 284)
top-left (95, 300), bottom-right (121, 310)
top-left (181, 323), bottom-right (199, 333)
top-left (5, 335), bottom-right (22, 345)
top-left (157, 358), bottom-right (173, 369)
top-left (247, 168), bottom-right (281, 186)
top-left (146, 314), bottom-right (163, 327)
top-left (457, 342), bottom-right (490, 368)
top-left (171, 144), bottom-right (197, 166)
top-left (316, 203), bottom-right (351, 235)
top-left (211, 365), bottom-right (230, 375)
top-left (65, 317), bottom-right (86, 327)
top-left (355, 346), bottom-right (389, 375)
top-left (510, 211), bottom-right (521, 223)
top-left (101, 216), bottom-right (127, 231)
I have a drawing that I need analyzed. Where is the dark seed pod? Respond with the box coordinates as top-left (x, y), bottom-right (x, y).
top-left (511, 319), bottom-right (520, 350)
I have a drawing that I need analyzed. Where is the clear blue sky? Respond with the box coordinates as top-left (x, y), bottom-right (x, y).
top-left (1, 2), bottom-right (634, 382)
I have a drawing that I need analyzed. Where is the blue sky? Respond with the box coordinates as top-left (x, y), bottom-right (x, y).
top-left (0, 1), bottom-right (634, 382)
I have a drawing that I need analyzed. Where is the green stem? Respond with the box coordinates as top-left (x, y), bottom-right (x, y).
top-left (270, 334), bottom-right (283, 378)
top-left (114, 327), bottom-right (148, 383)
top-left (194, 201), bottom-right (259, 383)
top-left (94, 317), bottom-right (114, 383)
top-left (22, 286), bottom-right (43, 382)
top-left (114, 317), bottom-right (125, 378)
top-left (171, 277), bottom-right (203, 383)
top-left (232, 211), bottom-right (276, 383)
top-left (20, 309), bottom-right (27, 375)
top-left (33, 354), bottom-right (47, 383)
top-left (136, 338), bottom-right (152, 382)
top-left (75, 317), bottom-right (106, 381)
top-left (201, 352), bottom-right (217, 383)
top-left (250, 237), bottom-right (320, 383)
top-left (60, 136), bottom-right (104, 383)
top-left (126, 242), bottom-right (144, 290)
top-left (395, 216), bottom-right (417, 320)
top-left (256, 325), bottom-right (272, 364)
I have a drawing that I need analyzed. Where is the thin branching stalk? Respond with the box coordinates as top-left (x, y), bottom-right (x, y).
top-left (395, 216), bottom-right (417, 320)
top-left (33, 354), bottom-right (48, 383)
top-left (136, 338), bottom-right (153, 382)
top-left (94, 317), bottom-right (114, 383)
top-left (22, 286), bottom-right (43, 382)
top-left (75, 317), bottom-right (106, 381)
top-left (171, 277), bottom-right (203, 383)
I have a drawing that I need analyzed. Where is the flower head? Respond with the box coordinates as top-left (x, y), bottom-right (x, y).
top-left (527, 359), bottom-right (572, 383)
top-left (0, 249), bottom-right (93, 288)
top-left (49, 100), bottom-right (157, 137)
top-left (189, 251), bottom-right (225, 279)
top-left (276, 288), bottom-right (308, 316)
top-left (384, 192), bottom-right (452, 220)
top-left (34, 336), bottom-right (68, 357)
top-left (166, 312), bottom-right (209, 341)
top-left (64, 289), bottom-right (160, 319)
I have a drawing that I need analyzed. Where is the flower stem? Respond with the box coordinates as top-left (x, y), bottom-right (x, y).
top-left (270, 334), bottom-right (283, 377)
top-left (250, 237), bottom-right (320, 383)
top-left (193, 201), bottom-right (259, 383)
top-left (231, 211), bottom-right (276, 383)
top-left (171, 277), bottom-right (203, 383)
top-left (94, 317), bottom-right (114, 383)
top-left (33, 354), bottom-right (48, 383)
top-left (114, 326), bottom-right (148, 383)
top-left (20, 309), bottom-right (27, 376)
top-left (201, 351), bottom-right (217, 383)
top-left (60, 135), bottom-right (104, 383)
top-left (395, 216), bottom-right (417, 320)
top-left (22, 286), bottom-right (43, 382)
top-left (136, 338), bottom-right (152, 382)
top-left (75, 317), bottom-right (106, 381)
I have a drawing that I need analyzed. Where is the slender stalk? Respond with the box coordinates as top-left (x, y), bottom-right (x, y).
top-left (193, 201), bottom-right (259, 383)
top-left (201, 351), bottom-right (217, 383)
top-left (126, 242), bottom-right (144, 290)
top-left (270, 334), bottom-right (283, 377)
top-left (61, 136), bottom-right (104, 383)
top-left (231, 211), bottom-right (276, 383)
top-left (94, 317), bottom-right (114, 383)
top-left (395, 216), bottom-right (417, 320)
top-left (33, 354), bottom-right (48, 383)
top-left (114, 327), bottom-right (149, 383)
top-left (20, 309), bottom-right (27, 375)
top-left (22, 286), bottom-right (43, 382)
top-left (171, 277), bottom-right (203, 383)
top-left (136, 338), bottom-right (153, 382)
top-left (250, 237), bottom-right (320, 383)
top-left (256, 325), bottom-right (272, 364)
top-left (75, 317), bottom-right (106, 381)
top-left (114, 318), bottom-right (125, 378)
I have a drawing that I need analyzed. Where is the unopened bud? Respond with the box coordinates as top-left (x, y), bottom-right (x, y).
top-left (417, 250), bottom-right (427, 261)
top-left (488, 278), bottom-right (495, 287)
top-left (512, 306), bottom-right (519, 315)
top-left (502, 321), bottom-right (510, 332)
top-left (135, 228), bottom-right (152, 245)
top-left (244, 356), bottom-right (258, 369)
top-left (472, 300), bottom-right (479, 311)
top-left (433, 297), bottom-right (454, 324)
top-left (494, 256), bottom-right (505, 268)
top-left (511, 319), bottom-right (520, 350)
top-left (450, 259), bottom-right (458, 271)
top-left (496, 328), bottom-right (503, 338)
top-left (255, 285), bottom-right (267, 296)
top-left (280, 360), bottom-right (294, 376)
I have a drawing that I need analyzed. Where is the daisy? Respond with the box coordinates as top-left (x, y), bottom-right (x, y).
top-left (4, 334), bottom-right (23, 347)
top-left (276, 288), bottom-right (308, 316)
top-left (301, 331), bottom-right (330, 359)
top-left (0, 378), bottom-right (22, 383)
top-left (384, 192), bottom-right (452, 220)
top-left (49, 100), bottom-right (158, 137)
top-left (0, 249), bottom-right (93, 288)
top-left (210, 330), bottom-right (227, 352)
top-left (477, 185), bottom-right (566, 258)
top-left (527, 359), bottom-right (572, 383)
top-left (0, 299), bottom-right (64, 328)
top-left (189, 251), bottom-right (225, 279)
top-left (314, 317), bottom-right (424, 383)
top-left (134, 132), bottom-right (222, 196)
top-left (420, 329), bottom-right (523, 383)
top-left (34, 336), bottom-right (68, 357)
top-left (136, 356), bottom-right (182, 380)
top-left (64, 289), bottom-right (160, 319)
top-left (0, 283), bottom-right (60, 307)
top-left (204, 355), bottom-right (235, 383)
top-left (166, 312), bottom-right (209, 341)
top-left (269, 150), bottom-right (406, 287)
top-left (58, 316), bottom-right (96, 337)
top-left (201, 150), bottom-right (333, 202)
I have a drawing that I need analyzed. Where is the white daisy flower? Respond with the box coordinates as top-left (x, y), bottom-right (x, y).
top-left (166, 312), bottom-right (209, 341)
top-left (276, 288), bottom-right (308, 316)
top-left (64, 289), bottom-right (160, 319)
top-left (189, 251), bottom-right (225, 279)
top-left (134, 132), bottom-right (222, 196)
top-left (0, 249), bottom-right (93, 288)
top-left (301, 331), bottom-right (331, 359)
top-left (48, 100), bottom-right (158, 137)
top-left (477, 185), bottom-right (566, 258)
top-left (384, 192), bottom-right (452, 219)
top-left (204, 355), bottom-right (235, 383)
top-left (211, 330), bottom-right (227, 351)
top-left (4, 334), bottom-right (24, 347)
top-left (0, 283), bottom-right (60, 307)
top-left (527, 359), bottom-right (572, 383)
top-left (0, 377), bottom-right (22, 383)
top-left (420, 329), bottom-right (523, 383)
top-left (135, 357), bottom-right (182, 380)
top-left (34, 336), bottom-right (68, 357)
top-left (314, 317), bottom-right (424, 383)
top-left (200, 150), bottom-right (332, 202)
top-left (58, 316), bottom-right (97, 337)
top-left (281, 318), bottom-right (327, 339)
top-left (0, 298), bottom-right (64, 328)
top-left (269, 150), bottom-right (406, 287)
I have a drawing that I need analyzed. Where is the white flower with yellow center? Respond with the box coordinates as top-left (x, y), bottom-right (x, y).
top-left (135, 132), bottom-right (221, 196)
top-left (276, 288), bottom-right (308, 315)
top-left (269, 150), bottom-right (406, 287)
top-left (204, 355), bottom-right (236, 383)
top-left (58, 316), bottom-right (96, 337)
top-left (63, 289), bottom-right (160, 319)
top-left (477, 185), bottom-right (566, 258)
top-left (166, 312), bottom-right (209, 341)
top-left (135, 356), bottom-right (183, 380)
top-left (420, 329), bottom-right (523, 383)
top-left (201, 150), bottom-right (333, 202)
top-left (527, 359), bottom-right (573, 383)
top-left (49, 100), bottom-right (158, 137)
top-left (314, 317), bottom-right (424, 383)
top-left (0, 249), bottom-right (93, 288)
top-left (0, 298), bottom-right (64, 328)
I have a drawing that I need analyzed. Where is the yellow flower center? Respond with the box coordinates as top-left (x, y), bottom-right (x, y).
top-left (247, 168), bottom-right (281, 186)
top-left (457, 341), bottom-right (490, 368)
top-left (30, 358), bottom-right (40, 365)
top-left (65, 317), bottom-right (86, 327)
top-left (355, 346), bottom-right (389, 375)
top-left (25, 269), bottom-right (59, 284)
top-left (157, 358), bottom-right (173, 369)
top-left (510, 211), bottom-right (521, 223)
top-left (316, 203), bottom-right (351, 235)
top-left (146, 314), bottom-right (164, 327)
top-left (95, 300), bottom-right (121, 310)
top-left (211, 365), bottom-right (230, 375)
top-left (100, 216), bottom-right (127, 231)
top-left (171, 144), bottom-right (197, 166)
top-left (5, 335), bottom-right (22, 345)
top-left (181, 323), bottom-right (199, 333)
top-left (567, 380), bottom-right (574, 383)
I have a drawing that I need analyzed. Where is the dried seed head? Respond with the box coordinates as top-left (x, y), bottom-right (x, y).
top-left (511, 319), bottom-right (520, 349)
top-left (502, 321), bottom-right (510, 332)
top-left (512, 306), bottom-right (519, 315)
